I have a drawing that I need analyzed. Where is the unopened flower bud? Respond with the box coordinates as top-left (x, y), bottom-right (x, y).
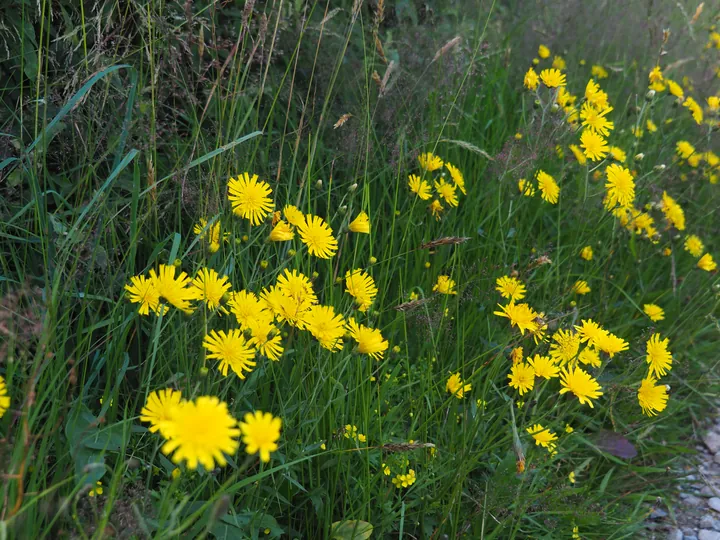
top-left (634, 153), bottom-right (645, 161)
top-left (200, 366), bottom-right (209, 376)
top-left (173, 258), bottom-right (182, 267)
top-left (339, 205), bottom-right (347, 214)
top-left (533, 99), bottom-right (541, 109)
top-left (369, 256), bottom-right (378, 264)
top-left (349, 183), bottom-right (358, 192)
top-left (315, 179), bottom-right (323, 189)
top-left (260, 260), bottom-right (269, 269)
top-left (288, 249), bottom-right (296, 257)
top-left (551, 103), bottom-right (560, 113)
top-left (645, 89), bottom-right (656, 101)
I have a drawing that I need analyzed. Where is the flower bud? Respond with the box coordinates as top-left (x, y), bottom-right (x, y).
top-left (288, 249), bottom-right (296, 257)
top-left (173, 258), bottom-right (182, 267)
top-left (315, 179), bottom-right (323, 189)
top-left (260, 260), bottom-right (269, 269)
top-left (349, 183), bottom-right (358, 192)
top-left (634, 153), bottom-right (645, 161)
top-left (369, 256), bottom-right (378, 264)
top-left (645, 89), bottom-right (655, 101)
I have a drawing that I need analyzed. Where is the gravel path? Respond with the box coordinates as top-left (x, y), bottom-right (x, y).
top-left (647, 423), bottom-right (720, 540)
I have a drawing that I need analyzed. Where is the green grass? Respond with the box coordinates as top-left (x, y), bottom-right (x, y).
top-left (1, 1), bottom-right (720, 538)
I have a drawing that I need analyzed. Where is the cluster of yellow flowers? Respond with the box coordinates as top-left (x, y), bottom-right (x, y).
top-left (0, 375), bottom-right (9, 419)
top-left (140, 389), bottom-right (281, 469)
top-left (407, 152), bottom-right (466, 220)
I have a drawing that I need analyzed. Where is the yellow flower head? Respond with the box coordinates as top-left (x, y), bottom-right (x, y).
top-left (549, 329), bottom-right (581, 366)
top-left (580, 103), bottom-right (614, 137)
top-left (510, 346), bottom-right (524, 364)
top-left (666, 79), bottom-right (684, 100)
top-left (661, 191), bottom-right (685, 231)
top-left (604, 164), bottom-right (635, 209)
top-left (596, 331), bottom-right (628, 358)
top-left (494, 302), bottom-right (539, 335)
top-left (408, 174), bottom-right (432, 200)
top-left (191, 268), bottom-right (232, 311)
top-left (227, 290), bottom-right (268, 328)
top-left (445, 162), bottom-right (466, 194)
top-left (648, 66), bottom-right (664, 85)
top-left (524, 67), bottom-right (539, 90)
top-left (433, 275), bottom-right (457, 295)
top-left (518, 178), bottom-right (536, 196)
top-left (643, 304), bottom-right (665, 322)
top-left (572, 280), bottom-right (591, 295)
top-left (580, 129), bottom-right (609, 161)
top-left (508, 363), bottom-right (535, 395)
top-left (646, 333), bottom-right (673, 377)
top-left (434, 179), bottom-right (459, 207)
top-left (683, 96), bottom-right (703, 124)
top-left (349, 212), bottom-right (371, 234)
top-left (645, 120), bottom-right (657, 133)
top-left (578, 347), bottom-right (601, 368)
top-left (297, 215), bottom-right (338, 259)
top-left (536, 170), bottom-right (559, 204)
top-left (676, 140), bottom-right (696, 160)
top-left (283, 204), bottom-right (305, 228)
top-left (193, 218), bottom-right (228, 252)
top-left (239, 410), bottom-right (282, 463)
top-left (277, 269), bottom-right (318, 305)
top-left (574, 319), bottom-right (608, 349)
top-left (227, 173), bottom-right (274, 226)
top-left (552, 56), bottom-right (566, 70)
top-left (527, 424), bottom-right (558, 448)
top-left (540, 68), bottom-right (566, 88)
top-left (559, 366), bottom-right (603, 407)
top-left (428, 199), bottom-right (444, 220)
top-left (161, 396), bottom-right (240, 470)
top-left (269, 220), bottom-right (295, 241)
top-left (346, 318), bottom-right (388, 360)
top-left (538, 45), bottom-right (550, 59)
top-left (88, 482), bottom-right (103, 497)
top-left (585, 79), bottom-right (609, 109)
top-left (345, 269), bottom-right (378, 312)
top-left (638, 375), bottom-right (669, 416)
top-left (528, 354), bottom-right (559, 379)
top-left (446, 372), bottom-right (472, 399)
top-left (591, 64), bottom-right (608, 79)
top-left (260, 285), bottom-right (312, 329)
top-left (203, 329), bottom-right (257, 379)
top-left (246, 313), bottom-right (284, 361)
top-left (149, 264), bottom-right (198, 314)
top-left (580, 246), bottom-right (593, 261)
top-left (140, 388), bottom-right (183, 438)
top-left (0, 375), bottom-right (9, 419)
top-left (303, 305), bottom-right (346, 351)
top-left (418, 152), bottom-right (444, 172)
top-left (495, 276), bottom-right (526, 302)
top-left (698, 253), bottom-right (717, 272)
top-left (125, 274), bottom-right (164, 316)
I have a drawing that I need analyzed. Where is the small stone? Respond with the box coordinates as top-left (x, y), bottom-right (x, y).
top-left (713, 454), bottom-right (720, 465)
top-left (666, 529), bottom-right (682, 540)
top-left (709, 497), bottom-right (720, 513)
top-left (685, 495), bottom-right (705, 507)
top-left (702, 486), bottom-right (718, 498)
top-left (701, 515), bottom-right (717, 529)
top-left (704, 432), bottom-right (720, 454)
top-left (699, 530), bottom-right (720, 540)
top-left (651, 508), bottom-right (669, 519)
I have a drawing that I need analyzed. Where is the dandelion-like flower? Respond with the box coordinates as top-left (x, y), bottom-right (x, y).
top-left (418, 152), bottom-right (443, 172)
top-left (518, 178), bottom-right (536, 196)
top-left (203, 329), bottom-right (257, 379)
top-left (597, 331), bottom-right (628, 358)
top-left (283, 204), bottom-right (305, 227)
top-left (585, 79), bottom-right (609, 109)
top-left (495, 276), bottom-right (526, 301)
top-left (303, 305), bottom-right (346, 351)
top-left (227, 290), bottom-right (268, 328)
top-left (559, 366), bottom-right (603, 407)
top-left (149, 265), bottom-right (198, 314)
top-left (349, 212), bottom-right (371, 233)
top-left (549, 329), bottom-right (581, 366)
top-left (260, 286), bottom-right (312, 328)
top-left (574, 319), bottom-right (608, 348)
top-left (0, 375), bottom-right (10, 419)
top-left (580, 103), bottom-right (614, 136)
top-left (538, 44), bottom-right (550, 58)
top-left (536, 170), bottom-right (559, 204)
top-left (140, 388), bottom-right (183, 438)
top-left (604, 164), bottom-right (635, 209)
top-left (539, 68), bottom-right (566, 88)
top-left (346, 318), bottom-right (388, 360)
top-left (569, 144), bottom-right (587, 165)
top-left (638, 375), bottom-right (669, 416)
top-left (434, 179), bottom-right (459, 207)
top-left (191, 268), bottom-right (232, 311)
top-left (446, 372), bottom-right (472, 399)
top-left (528, 354), bottom-right (559, 379)
top-left (580, 246), bottom-right (593, 261)
top-left (676, 140), bottom-right (695, 160)
top-left (646, 333), bottom-right (673, 377)
top-left (527, 424), bottom-right (558, 448)
top-left (524, 67), bottom-right (539, 90)
top-left (408, 174), bottom-right (432, 200)
top-left (445, 162), bottom-right (466, 194)
top-left (239, 410), bottom-right (282, 462)
top-left (508, 363), bottom-right (535, 395)
top-left (683, 96), bottom-right (703, 124)
top-left (269, 220), bottom-right (295, 241)
top-left (297, 215), bottom-right (338, 259)
top-left (246, 313), bottom-right (284, 361)
top-left (578, 347), bottom-right (601, 368)
top-left (433, 275), bottom-right (457, 295)
top-left (345, 269), bottom-right (378, 312)
top-left (661, 191), bottom-right (685, 231)
top-left (580, 129), bottom-right (608, 161)
top-left (193, 218), bottom-right (228, 252)
top-left (227, 173), bottom-right (274, 226)
top-left (161, 396), bottom-right (240, 470)
top-left (667, 79), bottom-right (684, 99)
top-left (277, 269), bottom-right (318, 305)
top-left (698, 253), bottom-right (717, 272)
top-left (125, 275), bottom-right (164, 316)
top-left (643, 304), bottom-right (665, 322)
top-left (493, 302), bottom-right (538, 335)
top-left (428, 199), bottom-right (444, 220)
top-left (608, 146), bottom-right (626, 162)
top-left (572, 280), bottom-right (591, 295)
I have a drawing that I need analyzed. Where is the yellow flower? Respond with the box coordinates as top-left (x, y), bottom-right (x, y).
top-left (494, 302), bottom-right (538, 335)
top-left (569, 471), bottom-right (576, 484)
top-left (297, 215), bottom-right (338, 259)
top-left (580, 103), bottom-right (614, 136)
top-left (446, 372), bottom-right (472, 399)
top-left (559, 366), bottom-right (603, 407)
top-left (643, 304), bottom-right (664, 322)
top-left (408, 174), bottom-right (432, 200)
top-left (574, 319), bottom-right (608, 349)
top-left (518, 178), bottom-right (536, 196)
top-left (246, 312), bottom-right (284, 361)
top-left (708, 96), bottom-right (720, 112)
top-left (528, 354), bottom-right (559, 379)
top-left (0, 375), bottom-right (9, 419)
top-left (684, 235), bottom-right (705, 258)
top-left (698, 253), bottom-right (717, 272)
top-left (510, 347), bottom-right (524, 364)
top-left (572, 280), bottom-right (591, 295)
top-left (596, 331), bottom-right (629, 358)
top-left (495, 276), bottom-right (526, 301)
top-left (683, 96), bottom-right (703, 124)
top-left (125, 275), bottom-right (164, 316)
top-left (193, 218), bottom-right (228, 252)
top-left (149, 265), bottom-right (198, 314)
top-left (580, 246), bottom-right (593, 261)
top-left (382, 463), bottom-right (391, 475)
top-left (676, 140), bottom-right (696, 160)
top-left (569, 144), bottom-right (587, 165)
top-left (578, 347), bottom-right (601, 368)
top-left (648, 66), bottom-right (664, 85)
top-left (277, 269), bottom-right (318, 305)
top-left (227, 172), bottom-right (274, 226)
top-left (269, 220), bottom-right (295, 241)
top-left (162, 396), bottom-right (240, 470)
top-left (549, 329), bottom-right (581, 365)
top-left (585, 79), bottom-right (609, 109)
top-left (392, 469), bottom-right (417, 489)
top-left (604, 164), bottom-right (635, 209)
top-left (646, 333), bottom-right (673, 377)
top-left (346, 318), bottom-right (388, 360)
top-left (552, 55), bottom-right (566, 70)
top-left (428, 199), bottom-right (444, 220)
top-left (539, 68), bottom-right (566, 88)
top-left (638, 375), bottom-right (669, 416)
top-left (418, 152), bottom-right (444, 172)
top-left (536, 170), bottom-right (559, 204)
top-left (538, 44), bottom-right (550, 59)
top-left (445, 162), bottom-right (466, 194)
top-left (524, 67), bottom-right (539, 90)
top-left (433, 275), bottom-right (457, 295)
top-left (508, 363), bottom-right (535, 395)
top-left (345, 269), bottom-right (378, 312)
top-left (283, 204), bottom-right (305, 227)
top-left (565, 424), bottom-right (574, 433)
top-left (434, 179), bottom-right (459, 207)
top-left (661, 191), bottom-right (685, 231)
top-left (666, 79), bottom-right (684, 100)
top-left (303, 305), bottom-right (346, 351)
top-left (591, 64), bottom-right (608, 79)
top-left (140, 388), bottom-right (183, 437)
top-left (88, 482), bottom-right (103, 497)
top-left (227, 290), bottom-right (268, 328)
top-left (645, 119), bottom-right (657, 133)
top-left (349, 212), bottom-right (371, 233)
top-left (527, 424), bottom-right (558, 448)
top-left (191, 268), bottom-right (231, 311)
top-left (202, 329), bottom-right (257, 379)
top-left (171, 468), bottom-right (181, 479)
top-left (580, 129), bottom-right (608, 161)
top-left (608, 146), bottom-right (626, 163)
top-left (239, 410), bottom-right (282, 463)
